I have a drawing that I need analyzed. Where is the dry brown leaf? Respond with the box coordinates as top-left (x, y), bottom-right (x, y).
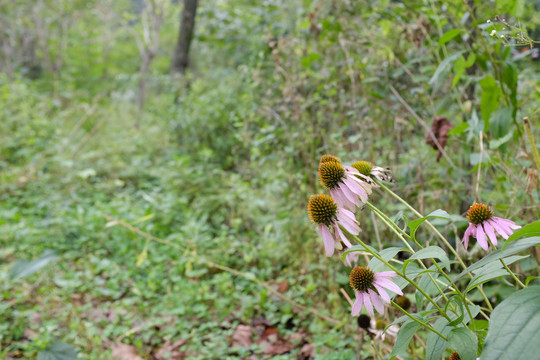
top-left (276, 279), bottom-right (288, 293)
top-left (526, 168), bottom-right (538, 193)
top-left (155, 339), bottom-right (188, 360)
top-left (425, 116), bottom-right (453, 162)
top-left (299, 343), bottom-right (315, 360)
top-left (112, 343), bottom-right (143, 360)
top-left (232, 324), bottom-right (252, 348)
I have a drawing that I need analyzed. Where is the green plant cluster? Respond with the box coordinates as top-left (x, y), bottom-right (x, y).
top-left (0, 0), bottom-right (538, 358)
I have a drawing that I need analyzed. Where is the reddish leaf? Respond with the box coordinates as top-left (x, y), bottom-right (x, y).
top-left (425, 116), bottom-right (453, 162)
top-left (111, 343), bottom-right (143, 360)
top-left (232, 324), bottom-right (252, 348)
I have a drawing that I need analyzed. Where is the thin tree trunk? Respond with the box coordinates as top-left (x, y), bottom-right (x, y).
top-left (171, 0), bottom-right (198, 74)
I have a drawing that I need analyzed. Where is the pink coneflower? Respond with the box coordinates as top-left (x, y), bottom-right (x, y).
top-left (307, 194), bottom-right (360, 256)
top-left (462, 203), bottom-right (521, 250)
top-left (318, 157), bottom-right (373, 209)
top-left (349, 267), bottom-right (403, 317)
top-left (351, 160), bottom-right (394, 183)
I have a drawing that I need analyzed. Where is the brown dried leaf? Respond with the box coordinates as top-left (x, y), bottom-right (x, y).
top-left (425, 116), bottom-right (453, 162)
top-left (526, 168), bottom-right (538, 193)
top-left (155, 339), bottom-right (188, 360)
top-left (112, 343), bottom-right (143, 360)
top-left (232, 324), bottom-right (252, 348)
top-left (276, 279), bottom-right (288, 293)
top-left (299, 343), bottom-right (315, 360)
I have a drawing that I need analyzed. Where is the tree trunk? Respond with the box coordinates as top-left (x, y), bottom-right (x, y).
top-left (171, 0), bottom-right (198, 74)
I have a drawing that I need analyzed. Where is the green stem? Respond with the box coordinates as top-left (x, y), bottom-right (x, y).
top-left (392, 300), bottom-right (448, 341)
top-left (487, 238), bottom-right (527, 288)
top-left (366, 202), bottom-right (449, 302)
top-left (349, 233), bottom-right (451, 321)
top-left (374, 179), bottom-right (494, 312)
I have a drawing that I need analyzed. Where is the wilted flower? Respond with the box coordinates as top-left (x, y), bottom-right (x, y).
top-left (307, 194), bottom-right (360, 256)
top-left (351, 160), bottom-right (394, 182)
top-left (462, 203), bottom-right (521, 250)
top-left (349, 267), bottom-right (403, 316)
top-left (318, 159), bottom-right (373, 209)
top-left (341, 250), bottom-right (361, 267)
top-left (369, 318), bottom-right (399, 340)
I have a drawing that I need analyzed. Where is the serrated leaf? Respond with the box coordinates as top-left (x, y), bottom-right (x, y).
top-left (482, 286), bottom-right (540, 359)
top-left (448, 327), bottom-right (478, 360)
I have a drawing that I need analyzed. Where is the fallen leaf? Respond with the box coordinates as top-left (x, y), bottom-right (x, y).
top-left (111, 343), bottom-right (142, 360)
top-left (298, 343), bottom-right (315, 359)
top-left (232, 324), bottom-right (252, 348)
top-left (155, 339), bottom-right (188, 360)
top-left (276, 280), bottom-right (288, 293)
top-left (526, 168), bottom-right (538, 193)
top-left (425, 116), bottom-right (453, 162)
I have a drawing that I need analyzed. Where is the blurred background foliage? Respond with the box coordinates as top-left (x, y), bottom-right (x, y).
top-left (0, 0), bottom-right (539, 358)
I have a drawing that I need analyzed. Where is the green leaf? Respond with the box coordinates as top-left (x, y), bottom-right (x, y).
top-left (504, 221), bottom-right (540, 248)
top-left (409, 246), bottom-right (450, 270)
top-left (438, 29), bottom-right (463, 47)
top-left (479, 76), bottom-right (502, 129)
top-left (408, 209), bottom-right (451, 241)
top-left (448, 328), bottom-right (478, 360)
top-left (9, 250), bottom-right (58, 280)
top-left (466, 269), bottom-right (509, 293)
top-left (368, 247), bottom-right (407, 271)
top-left (425, 318), bottom-right (451, 360)
top-left (429, 51), bottom-right (465, 88)
top-left (455, 237), bottom-right (540, 282)
top-left (447, 122), bottom-right (469, 135)
top-left (446, 296), bottom-right (465, 326)
top-left (341, 244), bottom-right (379, 262)
top-left (391, 320), bottom-right (421, 357)
top-left (482, 287), bottom-right (540, 359)
top-left (489, 131), bottom-right (513, 149)
top-left (37, 341), bottom-right (78, 360)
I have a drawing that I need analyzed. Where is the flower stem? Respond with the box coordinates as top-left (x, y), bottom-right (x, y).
top-left (392, 300), bottom-right (448, 341)
top-left (366, 202), bottom-right (449, 302)
top-left (373, 179), bottom-right (494, 312)
top-left (487, 238), bottom-right (527, 288)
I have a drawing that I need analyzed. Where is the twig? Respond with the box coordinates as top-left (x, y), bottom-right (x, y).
top-left (475, 131), bottom-right (484, 201)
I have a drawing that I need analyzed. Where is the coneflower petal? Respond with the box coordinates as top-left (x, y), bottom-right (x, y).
top-left (483, 222), bottom-right (498, 246)
top-left (363, 292), bottom-right (374, 317)
top-left (476, 225), bottom-right (489, 250)
top-left (368, 289), bottom-right (384, 314)
top-left (319, 225), bottom-right (335, 256)
top-left (352, 292), bottom-right (364, 316)
top-left (373, 283), bottom-right (390, 303)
